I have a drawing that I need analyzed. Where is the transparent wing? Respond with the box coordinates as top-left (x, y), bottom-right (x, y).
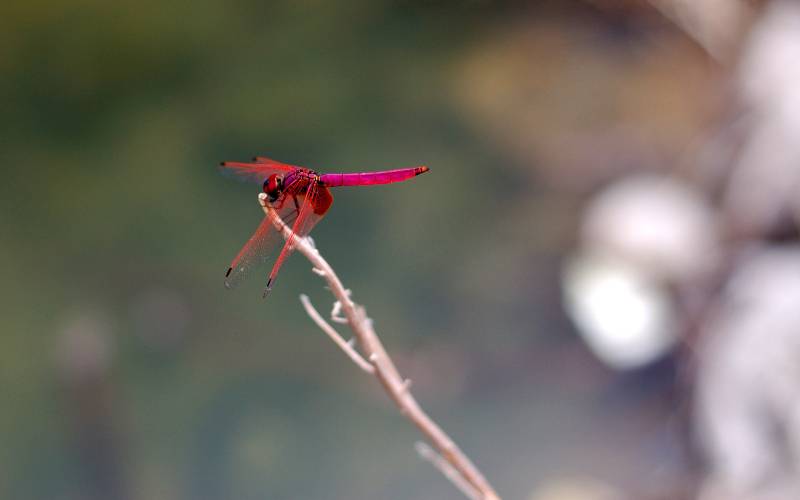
top-left (223, 198), bottom-right (300, 290)
top-left (224, 185), bottom-right (332, 293)
top-left (219, 156), bottom-right (299, 184)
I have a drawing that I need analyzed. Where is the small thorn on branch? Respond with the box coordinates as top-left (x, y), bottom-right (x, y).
top-left (331, 301), bottom-right (348, 324)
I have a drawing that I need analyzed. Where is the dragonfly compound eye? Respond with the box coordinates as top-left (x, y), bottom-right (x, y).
top-left (263, 174), bottom-right (283, 201)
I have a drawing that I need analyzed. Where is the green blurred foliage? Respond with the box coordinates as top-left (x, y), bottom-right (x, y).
top-left (0, 2), bottom-right (522, 498)
top-left (0, 1), bottom-right (710, 498)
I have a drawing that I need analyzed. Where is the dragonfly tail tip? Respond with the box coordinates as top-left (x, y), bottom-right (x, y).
top-left (225, 267), bottom-right (232, 278)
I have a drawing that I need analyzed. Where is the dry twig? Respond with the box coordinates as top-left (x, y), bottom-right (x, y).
top-left (415, 441), bottom-right (482, 500)
top-left (258, 193), bottom-right (500, 500)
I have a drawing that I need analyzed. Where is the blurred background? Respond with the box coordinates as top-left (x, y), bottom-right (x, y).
top-left (2, 0), bottom-right (799, 498)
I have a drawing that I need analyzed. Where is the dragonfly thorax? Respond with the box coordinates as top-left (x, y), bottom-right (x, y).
top-left (263, 174), bottom-right (283, 202)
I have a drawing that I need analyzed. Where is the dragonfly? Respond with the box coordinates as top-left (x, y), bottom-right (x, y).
top-left (221, 156), bottom-right (429, 296)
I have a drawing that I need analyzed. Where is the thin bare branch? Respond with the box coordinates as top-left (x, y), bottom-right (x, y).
top-left (415, 442), bottom-right (481, 500)
top-left (258, 193), bottom-right (500, 500)
top-left (299, 294), bottom-right (375, 374)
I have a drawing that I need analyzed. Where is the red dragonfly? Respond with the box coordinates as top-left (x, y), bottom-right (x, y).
top-left (221, 156), bottom-right (429, 296)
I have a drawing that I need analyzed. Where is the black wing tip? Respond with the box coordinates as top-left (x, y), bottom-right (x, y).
top-left (262, 278), bottom-right (273, 299)
top-left (225, 267), bottom-right (232, 277)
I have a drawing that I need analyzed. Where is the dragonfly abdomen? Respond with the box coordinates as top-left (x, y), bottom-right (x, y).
top-left (320, 166), bottom-right (428, 187)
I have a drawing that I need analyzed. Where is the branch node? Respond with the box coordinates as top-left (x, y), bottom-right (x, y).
top-left (331, 300), bottom-right (348, 324)
top-left (299, 294), bottom-right (374, 374)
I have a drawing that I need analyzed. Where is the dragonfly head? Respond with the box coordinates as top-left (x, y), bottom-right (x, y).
top-left (263, 174), bottom-right (284, 202)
